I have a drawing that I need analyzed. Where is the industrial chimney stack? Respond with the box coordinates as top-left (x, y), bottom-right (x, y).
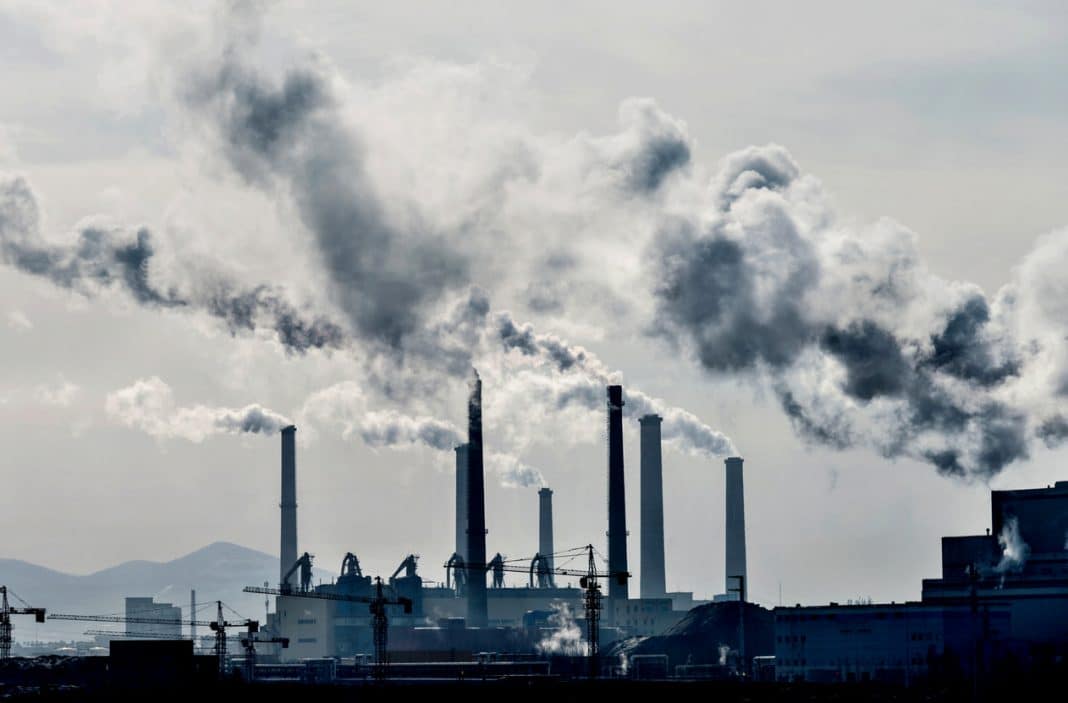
top-left (724, 456), bottom-right (747, 601)
top-left (280, 425), bottom-right (298, 589)
top-left (465, 372), bottom-right (489, 627)
top-left (640, 414), bottom-right (666, 599)
top-left (538, 487), bottom-right (555, 586)
top-left (606, 385), bottom-right (629, 601)
top-left (454, 444), bottom-right (469, 561)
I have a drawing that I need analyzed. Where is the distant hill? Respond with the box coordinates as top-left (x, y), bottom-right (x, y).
top-left (0, 542), bottom-right (328, 642)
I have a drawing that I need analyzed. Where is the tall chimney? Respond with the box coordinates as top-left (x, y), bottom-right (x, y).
top-left (607, 385), bottom-right (629, 601)
top-left (538, 487), bottom-right (555, 587)
top-left (280, 425), bottom-right (298, 588)
top-left (190, 589), bottom-right (196, 642)
top-left (724, 456), bottom-right (747, 601)
top-left (454, 444), bottom-right (469, 560)
top-left (465, 372), bottom-right (488, 627)
top-left (640, 414), bottom-right (666, 599)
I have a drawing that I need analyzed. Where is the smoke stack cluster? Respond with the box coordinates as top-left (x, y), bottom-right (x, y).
top-left (280, 425), bottom-right (298, 588)
top-left (465, 372), bottom-right (488, 627)
top-left (607, 385), bottom-right (629, 601)
top-left (640, 414), bottom-right (666, 598)
top-left (538, 487), bottom-right (555, 587)
top-left (724, 456), bottom-right (747, 601)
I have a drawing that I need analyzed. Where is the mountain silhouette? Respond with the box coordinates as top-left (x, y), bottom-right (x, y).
top-left (0, 542), bottom-right (329, 642)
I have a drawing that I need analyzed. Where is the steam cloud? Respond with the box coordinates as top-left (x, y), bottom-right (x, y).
top-left (106, 377), bottom-right (290, 442)
top-left (993, 516), bottom-right (1029, 575)
top-left (536, 602), bottom-right (587, 656)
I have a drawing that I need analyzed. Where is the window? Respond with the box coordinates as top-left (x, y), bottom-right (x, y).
top-left (297, 618), bottom-right (317, 625)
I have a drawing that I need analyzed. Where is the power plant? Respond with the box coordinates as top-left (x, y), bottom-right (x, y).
top-left (8, 372), bottom-right (1068, 693)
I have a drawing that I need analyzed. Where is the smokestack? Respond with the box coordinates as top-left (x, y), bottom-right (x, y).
top-left (640, 414), bottom-right (666, 599)
top-left (465, 372), bottom-right (488, 627)
top-left (280, 425), bottom-right (298, 588)
top-left (454, 444), bottom-right (469, 561)
top-left (538, 487), bottom-right (555, 586)
top-left (607, 385), bottom-right (629, 601)
top-left (725, 456), bottom-right (747, 601)
top-left (190, 589), bottom-right (196, 641)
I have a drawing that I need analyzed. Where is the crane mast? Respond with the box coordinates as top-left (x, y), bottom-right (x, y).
top-left (1, 586), bottom-right (46, 660)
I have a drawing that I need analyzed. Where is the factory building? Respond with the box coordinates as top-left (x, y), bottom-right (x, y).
top-left (774, 601), bottom-right (1012, 684)
top-left (124, 597), bottom-right (182, 638)
top-left (773, 480), bottom-right (1068, 683)
top-left (921, 481), bottom-right (1068, 647)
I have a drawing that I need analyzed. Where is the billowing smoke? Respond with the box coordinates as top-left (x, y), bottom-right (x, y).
top-left (0, 174), bottom-right (346, 355)
top-left (496, 311), bottom-right (735, 457)
top-left (179, 23), bottom-right (468, 356)
top-left (105, 377), bottom-right (290, 442)
top-left (993, 516), bottom-right (1029, 575)
top-left (649, 143), bottom-right (1068, 478)
top-left (359, 410), bottom-right (464, 451)
top-left (536, 602), bottom-right (587, 656)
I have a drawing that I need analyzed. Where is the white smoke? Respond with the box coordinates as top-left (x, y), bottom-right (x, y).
top-left (359, 410), bottom-right (464, 451)
top-left (105, 377), bottom-right (290, 442)
top-left (994, 516), bottom-right (1029, 575)
top-left (536, 602), bottom-right (587, 656)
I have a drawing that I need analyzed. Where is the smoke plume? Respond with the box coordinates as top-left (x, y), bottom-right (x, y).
top-left (496, 310), bottom-right (735, 457)
top-left (105, 377), bottom-right (290, 442)
top-left (0, 174), bottom-right (346, 355)
top-left (649, 143), bottom-right (1068, 478)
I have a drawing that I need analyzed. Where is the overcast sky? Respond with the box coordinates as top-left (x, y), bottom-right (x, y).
top-left (2, 1), bottom-right (1067, 608)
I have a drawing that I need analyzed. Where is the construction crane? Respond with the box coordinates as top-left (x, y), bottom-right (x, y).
top-left (49, 601), bottom-right (258, 676)
top-left (1, 586), bottom-right (46, 660)
top-left (446, 544), bottom-right (628, 678)
top-left (245, 575), bottom-right (412, 679)
top-left (84, 629), bottom-right (192, 641)
top-left (238, 633), bottom-right (289, 681)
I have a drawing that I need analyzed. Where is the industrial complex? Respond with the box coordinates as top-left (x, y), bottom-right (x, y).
top-left (2, 374), bottom-right (1067, 692)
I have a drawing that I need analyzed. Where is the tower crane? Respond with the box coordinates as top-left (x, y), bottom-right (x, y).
top-left (49, 601), bottom-right (258, 676)
top-left (1, 586), bottom-right (46, 660)
top-left (245, 575), bottom-right (412, 679)
top-left (446, 544), bottom-right (628, 678)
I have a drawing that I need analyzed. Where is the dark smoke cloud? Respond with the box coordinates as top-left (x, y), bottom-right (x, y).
top-left (649, 144), bottom-right (1040, 478)
top-left (181, 42), bottom-right (468, 354)
top-left (1036, 415), bottom-right (1068, 448)
top-left (0, 174), bottom-right (345, 354)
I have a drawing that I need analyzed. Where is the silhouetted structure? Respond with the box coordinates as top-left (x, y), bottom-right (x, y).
top-left (538, 488), bottom-right (555, 587)
top-left (466, 372), bottom-right (488, 627)
top-left (640, 414), bottom-right (666, 599)
top-left (280, 426), bottom-right (298, 589)
top-left (725, 457), bottom-right (747, 600)
top-left (607, 385), bottom-right (629, 603)
top-left (454, 444), bottom-right (469, 562)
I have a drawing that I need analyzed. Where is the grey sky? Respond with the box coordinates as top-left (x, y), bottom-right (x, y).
top-left (1, 1), bottom-right (1067, 609)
